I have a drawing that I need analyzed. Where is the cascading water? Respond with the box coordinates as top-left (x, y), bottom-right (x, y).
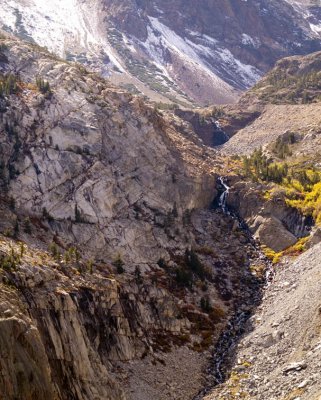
top-left (214, 120), bottom-right (230, 145)
top-left (193, 177), bottom-right (275, 400)
top-left (218, 176), bottom-right (230, 214)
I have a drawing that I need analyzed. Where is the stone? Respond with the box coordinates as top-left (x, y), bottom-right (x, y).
top-left (298, 380), bottom-right (309, 389)
top-left (283, 361), bottom-right (308, 375)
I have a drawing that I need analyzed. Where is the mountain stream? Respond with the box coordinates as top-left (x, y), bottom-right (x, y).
top-left (194, 177), bottom-right (275, 399)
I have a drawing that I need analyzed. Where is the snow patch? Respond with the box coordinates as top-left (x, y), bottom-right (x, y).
top-left (145, 17), bottom-right (231, 88)
top-left (0, 0), bottom-right (125, 72)
top-left (143, 16), bottom-right (261, 90)
top-left (242, 33), bottom-right (260, 48)
top-left (218, 48), bottom-right (261, 87)
top-left (310, 23), bottom-right (321, 34)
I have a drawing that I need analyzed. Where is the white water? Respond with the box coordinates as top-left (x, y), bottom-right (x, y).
top-left (218, 177), bottom-right (230, 214)
top-left (218, 176), bottom-right (275, 285)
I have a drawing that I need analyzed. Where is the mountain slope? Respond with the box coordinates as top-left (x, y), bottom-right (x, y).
top-left (199, 48), bottom-right (321, 400)
top-left (205, 242), bottom-right (321, 400)
top-left (0, 0), bottom-right (320, 105)
top-left (0, 12), bottom-right (321, 400)
top-left (218, 50), bottom-right (321, 155)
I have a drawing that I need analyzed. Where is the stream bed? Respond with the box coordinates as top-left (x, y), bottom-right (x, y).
top-left (193, 177), bottom-right (275, 399)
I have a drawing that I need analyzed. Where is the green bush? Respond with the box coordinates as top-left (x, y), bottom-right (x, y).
top-left (113, 254), bottom-right (124, 274)
top-left (185, 249), bottom-right (206, 280)
top-left (36, 77), bottom-right (52, 96)
top-left (0, 247), bottom-right (20, 271)
top-left (200, 296), bottom-right (212, 313)
top-left (0, 74), bottom-right (19, 97)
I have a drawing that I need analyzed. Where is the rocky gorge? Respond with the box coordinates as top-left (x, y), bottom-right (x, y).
top-left (0, 31), bottom-right (274, 400)
top-left (0, 6), bottom-right (321, 400)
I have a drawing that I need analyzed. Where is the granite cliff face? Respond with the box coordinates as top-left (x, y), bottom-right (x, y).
top-left (0, 0), bottom-right (320, 105)
top-left (0, 33), bottom-right (219, 265)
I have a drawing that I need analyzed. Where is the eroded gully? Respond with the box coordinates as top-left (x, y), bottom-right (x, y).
top-left (193, 177), bottom-right (275, 400)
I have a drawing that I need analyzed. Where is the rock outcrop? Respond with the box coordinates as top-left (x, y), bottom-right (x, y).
top-left (226, 180), bottom-right (311, 252)
top-left (0, 32), bottom-right (219, 265)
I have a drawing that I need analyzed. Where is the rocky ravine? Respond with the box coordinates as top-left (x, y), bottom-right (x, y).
top-left (1, 23), bottom-right (321, 400)
top-left (0, 32), bottom-right (274, 400)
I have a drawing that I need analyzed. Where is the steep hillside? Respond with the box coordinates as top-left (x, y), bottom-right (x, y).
top-left (0, 13), bottom-right (321, 400)
top-left (0, 31), bottom-right (272, 400)
top-left (205, 243), bottom-right (321, 400)
top-left (218, 50), bottom-right (321, 155)
top-left (0, 0), bottom-right (320, 105)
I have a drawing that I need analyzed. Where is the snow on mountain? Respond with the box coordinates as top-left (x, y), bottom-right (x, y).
top-left (0, 0), bottom-right (320, 106)
top-left (0, 0), bottom-right (125, 73)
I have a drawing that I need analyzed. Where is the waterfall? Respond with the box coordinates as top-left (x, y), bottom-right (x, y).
top-left (218, 177), bottom-right (230, 213)
top-left (215, 120), bottom-right (229, 144)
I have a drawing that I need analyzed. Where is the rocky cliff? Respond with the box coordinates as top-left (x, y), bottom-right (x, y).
top-left (0, 31), bottom-right (219, 265)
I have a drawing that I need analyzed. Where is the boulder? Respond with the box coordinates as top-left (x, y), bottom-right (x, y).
top-left (252, 216), bottom-right (297, 252)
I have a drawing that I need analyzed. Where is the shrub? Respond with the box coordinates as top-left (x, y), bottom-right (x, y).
top-left (36, 77), bottom-right (52, 96)
top-left (271, 133), bottom-right (295, 159)
top-left (64, 246), bottom-right (79, 264)
top-left (175, 267), bottom-right (193, 287)
top-left (185, 249), bottom-right (206, 280)
top-left (0, 74), bottom-right (19, 97)
top-left (0, 247), bottom-right (20, 271)
top-left (200, 296), bottom-right (212, 313)
top-left (113, 254), bottom-right (124, 274)
top-left (209, 305), bottom-right (226, 323)
top-left (262, 246), bottom-right (282, 264)
top-left (87, 259), bottom-right (94, 274)
top-left (49, 242), bottom-right (60, 260)
top-left (23, 218), bottom-right (31, 234)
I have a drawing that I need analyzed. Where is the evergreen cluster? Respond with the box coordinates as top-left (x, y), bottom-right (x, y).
top-left (174, 249), bottom-right (209, 288)
top-left (200, 296), bottom-right (212, 313)
top-left (243, 148), bottom-right (289, 183)
top-left (271, 132), bottom-right (296, 159)
top-left (0, 74), bottom-right (18, 97)
top-left (0, 246), bottom-right (21, 271)
top-left (36, 77), bottom-right (51, 95)
top-left (255, 68), bottom-right (321, 104)
top-left (243, 148), bottom-right (321, 189)
top-left (113, 254), bottom-right (125, 274)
